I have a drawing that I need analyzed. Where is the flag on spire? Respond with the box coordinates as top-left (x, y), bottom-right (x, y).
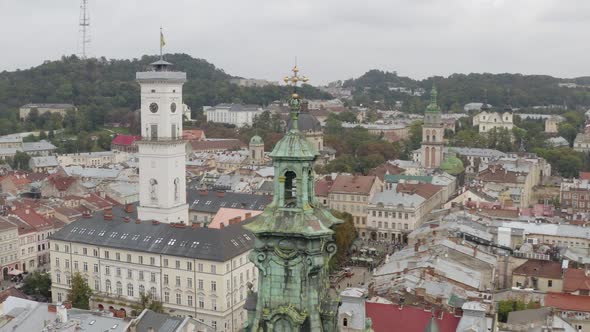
top-left (160, 29), bottom-right (166, 48)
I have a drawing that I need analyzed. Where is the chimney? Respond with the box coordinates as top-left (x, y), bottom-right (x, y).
top-left (124, 216), bottom-right (130, 223)
top-left (245, 212), bottom-right (252, 219)
top-left (124, 203), bottom-right (134, 213)
top-left (192, 222), bottom-right (201, 229)
top-left (220, 223), bottom-right (225, 229)
top-left (199, 189), bottom-right (208, 196)
top-left (48, 304), bottom-right (57, 313)
top-left (103, 209), bottom-right (113, 221)
top-left (216, 191), bottom-right (225, 198)
top-left (152, 220), bottom-right (160, 225)
top-left (135, 219), bottom-right (141, 224)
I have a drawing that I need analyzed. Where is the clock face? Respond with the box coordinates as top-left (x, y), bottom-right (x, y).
top-left (170, 102), bottom-right (177, 113)
top-left (149, 102), bottom-right (159, 113)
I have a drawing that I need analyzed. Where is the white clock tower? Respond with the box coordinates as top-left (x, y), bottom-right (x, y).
top-left (136, 59), bottom-right (188, 224)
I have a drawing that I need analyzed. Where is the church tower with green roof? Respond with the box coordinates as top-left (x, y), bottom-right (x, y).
top-left (243, 66), bottom-right (341, 332)
top-left (421, 85), bottom-right (444, 168)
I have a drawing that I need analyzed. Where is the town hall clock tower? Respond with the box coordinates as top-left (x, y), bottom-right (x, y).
top-left (136, 58), bottom-right (189, 224)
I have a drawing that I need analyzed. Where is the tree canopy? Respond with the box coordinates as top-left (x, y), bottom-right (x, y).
top-left (67, 272), bottom-right (93, 309)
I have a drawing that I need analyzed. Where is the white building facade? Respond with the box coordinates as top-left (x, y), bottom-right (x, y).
top-left (204, 104), bottom-right (263, 127)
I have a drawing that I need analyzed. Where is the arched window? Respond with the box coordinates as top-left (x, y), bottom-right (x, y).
top-left (116, 281), bottom-right (122, 295)
top-left (127, 283), bottom-right (134, 297)
top-left (150, 287), bottom-right (157, 296)
top-left (430, 147), bottom-right (436, 167)
top-left (284, 171), bottom-right (297, 207)
top-left (173, 178), bottom-right (180, 202)
top-left (149, 179), bottom-right (158, 202)
top-left (424, 147), bottom-right (430, 167)
top-left (343, 318), bottom-right (348, 327)
top-left (105, 279), bottom-right (111, 294)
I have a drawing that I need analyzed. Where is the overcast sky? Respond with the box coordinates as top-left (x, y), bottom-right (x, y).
top-left (1, 0), bottom-right (589, 84)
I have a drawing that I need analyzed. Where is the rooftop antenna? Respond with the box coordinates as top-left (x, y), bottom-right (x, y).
top-left (78, 0), bottom-right (91, 59)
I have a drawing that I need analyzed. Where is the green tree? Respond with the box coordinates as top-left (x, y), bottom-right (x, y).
top-left (558, 123), bottom-right (578, 147)
top-left (67, 272), bottom-right (93, 309)
top-left (329, 211), bottom-right (357, 270)
top-left (22, 271), bottom-right (52, 298)
top-left (11, 151), bottom-right (31, 171)
top-left (131, 292), bottom-right (164, 316)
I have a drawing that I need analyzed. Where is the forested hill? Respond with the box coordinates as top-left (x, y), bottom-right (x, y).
top-left (0, 53), bottom-right (331, 135)
top-left (344, 70), bottom-right (590, 112)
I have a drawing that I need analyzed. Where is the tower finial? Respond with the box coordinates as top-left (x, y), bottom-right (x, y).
top-left (283, 63), bottom-right (309, 132)
top-left (430, 82), bottom-right (438, 106)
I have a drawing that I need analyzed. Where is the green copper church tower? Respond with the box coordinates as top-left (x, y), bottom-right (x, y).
top-left (244, 66), bottom-right (341, 332)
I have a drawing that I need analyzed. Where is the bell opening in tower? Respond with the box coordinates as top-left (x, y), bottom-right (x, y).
top-left (284, 171), bottom-right (297, 207)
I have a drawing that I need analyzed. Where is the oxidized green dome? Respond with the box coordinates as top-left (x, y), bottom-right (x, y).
top-left (425, 85), bottom-right (441, 113)
top-left (440, 153), bottom-right (464, 175)
top-left (269, 131), bottom-right (318, 159)
top-left (250, 135), bottom-right (264, 145)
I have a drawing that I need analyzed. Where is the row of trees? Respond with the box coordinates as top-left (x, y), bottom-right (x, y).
top-left (0, 54), bottom-right (331, 137)
top-left (344, 70), bottom-right (590, 111)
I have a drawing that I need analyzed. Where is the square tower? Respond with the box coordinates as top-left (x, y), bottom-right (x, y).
top-left (136, 60), bottom-right (189, 224)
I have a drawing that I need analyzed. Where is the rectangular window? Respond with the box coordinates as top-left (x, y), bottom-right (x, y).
top-left (83, 248), bottom-right (87, 255)
top-left (128, 270), bottom-right (132, 279)
top-left (139, 256), bottom-right (143, 264)
top-left (150, 257), bottom-right (155, 265)
top-left (211, 265), bottom-right (216, 274)
top-left (176, 276), bottom-right (181, 287)
top-left (199, 297), bottom-right (204, 308)
top-left (104, 251), bottom-right (109, 259)
top-left (176, 293), bottom-right (181, 305)
top-left (163, 259), bottom-right (168, 267)
top-left (116, 253), bottom-right (120, 261)
top-left (94, 264), bottom-right (98, 273)
top-left (187, 277), bottom-right (193, 288)
top-left (548, 280), bottom-right (553, 287)
top-left (175, 260), bottom-right (180, 269)
top-left (198, 263), bottom-right (203, 272)
top-left (127, 254), bottom-right (131, 262)
top-left (116, 267), bottom-right (121, 277)
top-left (164, 274), bottom-right (169, 285)
top-left (164, 292), bottom-right (170, 303)
top-left (187, 262), bottom-right (192, 271)
top-left (83, 262), bottom-right (88, 272)
top-left (198, 279), bottom-right (204, 290)
top-left (151, 273), bottom-right (156, 282)
top-left (105, 266), bottom-right (110, 275)
top-left (211, 281), bottom-right (217, 292)
top-left (188, 295), bottom-right (193, 307)
top-left (65, 259), bottom-right (70, 269)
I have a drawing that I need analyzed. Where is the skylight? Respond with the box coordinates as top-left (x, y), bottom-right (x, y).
top-left (132, 235), bottom-right (140, 241)
top-left (98, 231), bottom-right (106, 236)
top-left (154, 237), bottom-right (164, 244)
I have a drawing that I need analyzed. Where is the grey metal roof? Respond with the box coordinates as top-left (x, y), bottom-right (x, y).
top-left (21, 103), bottom-right (75, 109)
top-left (136, 310), bottom-right (183, 332)
top-left (287, 112), bottom-right (322, 132)
top-left (49, 204), bottom-right (254, 262)
top-left (22, 140), bottom-right (57, 152)
top-left (187, 189), bottom-right (271, 214)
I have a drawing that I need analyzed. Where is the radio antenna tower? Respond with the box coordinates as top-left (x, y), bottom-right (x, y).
top-left (78, 0), bottom-right (90, 58)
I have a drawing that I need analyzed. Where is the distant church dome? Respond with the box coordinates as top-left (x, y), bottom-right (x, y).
top-left (250, 135), bottom-right (264, 146)
top-left (287, 113), bottom-right (322, 133)
top-left (440, 151), bottom-right (465, 175)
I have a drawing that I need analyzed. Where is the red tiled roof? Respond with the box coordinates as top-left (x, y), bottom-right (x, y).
top-left (563, 269), bottom-right (590, 293)
top-left (27, 172), bottom-right (49, 182)
top-left (580, 172), bottom-right (590, 180)
top-left (11, 208), bottom-right (52, 228)
top-left (513, 260), bottom-right (563, 279)
top-left (476, 165), bottom-right (520, 183)
top-left (83, 193), bottom-right (113, 209)
top-left (329, 175), bottom-right (376, 194)
top-left (183, 129), bottom-right (206, 141)
top-left (396, 183), bottom-right (441, 199)
top-left (48, 175), bottom-right (77, 191)
top-left (369, 163), bottom-right (405, 181)
top-left (0, 287), bottom-right (28, 303)
top-left (315, 179), bottom-right (333, 197)
top-left (545, 292), bottom-right (590, 312)
top-left (365, 302), bottom-right (460, 332)
top-left (111, 134), bottom-right (140, 146)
